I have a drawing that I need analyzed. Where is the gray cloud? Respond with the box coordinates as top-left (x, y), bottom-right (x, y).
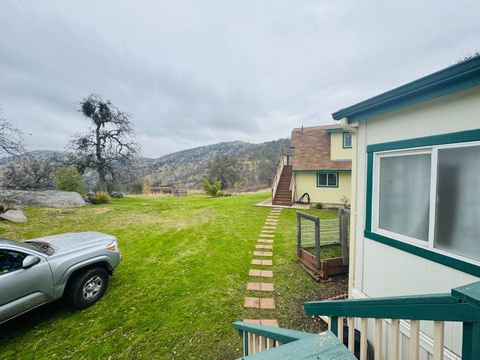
top-left (1, 0), bottom-right (479, 157)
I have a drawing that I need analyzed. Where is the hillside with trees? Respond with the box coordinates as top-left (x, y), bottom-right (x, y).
top-left (0, 138), bottom-right (291, 192)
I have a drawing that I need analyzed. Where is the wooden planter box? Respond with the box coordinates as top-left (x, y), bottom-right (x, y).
top-left (298, 248), bottom-right (348, 280)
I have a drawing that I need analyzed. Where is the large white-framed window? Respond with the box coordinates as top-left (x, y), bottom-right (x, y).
top-left (372, 141), bottom-right (480, 264)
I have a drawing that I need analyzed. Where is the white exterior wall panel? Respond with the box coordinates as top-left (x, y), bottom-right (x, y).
top-left (351, 87), bottom-right (480, 358)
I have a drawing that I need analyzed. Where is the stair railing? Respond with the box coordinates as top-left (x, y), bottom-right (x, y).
top-left (232, 322), bottom-right (314, 357)
top-left (289, 170), bottom-right (295, 204)
top-left (271, 154), bottom-right (288, 201)
top-left (304, 281), bottom-right (480, 360)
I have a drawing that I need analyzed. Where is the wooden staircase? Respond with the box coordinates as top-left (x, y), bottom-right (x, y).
top-left (272, 165), bottom-right (293, 206)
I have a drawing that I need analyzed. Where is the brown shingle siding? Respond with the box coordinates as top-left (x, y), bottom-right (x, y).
top-left (291, 125), bottom-right (352, 171)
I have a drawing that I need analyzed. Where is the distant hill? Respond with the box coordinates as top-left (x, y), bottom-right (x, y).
top-left (0, 138), bottom-right (291, 190)
top-left (141, 139), bottom-right (291, 188)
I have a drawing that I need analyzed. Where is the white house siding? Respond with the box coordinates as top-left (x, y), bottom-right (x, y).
top-left (294, 172), bottom-right (351, 205)
top-left (351, 86), bottom-right (480, 358)
top-left (330, 132), bottom-right (353, 160)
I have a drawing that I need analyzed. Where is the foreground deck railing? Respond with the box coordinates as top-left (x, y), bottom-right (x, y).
top-left (232, 322), bottom-right (314, 357)
top-left (304, 281), bottom-right (480, 360)
top-left (233, 282), bottom-right (480, 359)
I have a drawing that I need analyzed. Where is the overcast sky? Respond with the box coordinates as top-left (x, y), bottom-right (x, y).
top-left (0, 1), bottom-right (479, 157)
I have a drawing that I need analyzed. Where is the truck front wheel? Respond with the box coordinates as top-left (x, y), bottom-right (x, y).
top-left (66, 268), bottom-right (109, 309)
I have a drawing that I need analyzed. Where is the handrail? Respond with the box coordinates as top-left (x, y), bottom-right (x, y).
top-left (271, 155), bottom-right (287, 200)
top-left (233, 321), bottom-right (314, 344)
top-left (305, 293), bottom-right (480, 322)
top-left (304, 282), bottom-right (480, 322)
top-left (289, 170), bottom-right (295, 203)
top-left (304, 281), bottom-right (480, 360)
top-left (233, 321), bottom-right (315, 357)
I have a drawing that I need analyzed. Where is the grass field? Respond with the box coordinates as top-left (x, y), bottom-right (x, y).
top-left (0, 193), bottom-right (346, 359)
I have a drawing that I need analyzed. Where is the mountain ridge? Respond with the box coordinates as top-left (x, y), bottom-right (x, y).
top-left (0, 138), bottom-right (291, 190)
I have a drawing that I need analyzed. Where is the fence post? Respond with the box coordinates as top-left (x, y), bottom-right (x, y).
top-left (339, 208), bottom-right (349, 266)
top-left (296, 212), bottom-right (302, 257)
top-left (315, 217), bottom-right (321, 269)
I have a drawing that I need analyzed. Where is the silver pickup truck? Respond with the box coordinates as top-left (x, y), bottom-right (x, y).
top-left (0, 232), bottom-right (121, 324)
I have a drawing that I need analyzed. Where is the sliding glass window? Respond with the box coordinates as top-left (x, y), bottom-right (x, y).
top-left (372, 142), bottom-right (480, 263)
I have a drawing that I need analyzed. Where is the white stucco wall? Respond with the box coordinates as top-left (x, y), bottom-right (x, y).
top-left (352, 86), bottom-right (480, 358)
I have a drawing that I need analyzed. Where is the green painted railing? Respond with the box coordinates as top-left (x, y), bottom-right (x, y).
top-left (304, 281), bottom-right (480, 360)
top-left (232, 321), bottom-right (314, 357)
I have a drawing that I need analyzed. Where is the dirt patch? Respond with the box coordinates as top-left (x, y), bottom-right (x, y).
top-left (46, 208), bottom-right (78, 217)
top-left (288, 274), bottom-right (348, 333)
top-left (89, 207), bottom-right (113, 215)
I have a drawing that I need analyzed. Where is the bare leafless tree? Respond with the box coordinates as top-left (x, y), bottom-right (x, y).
top-left (2, 155), bottom-right (56, 190)
top-left (67, 94), bottom-right (140, 192)
top-left (0, 113), bottom-right (24, 156)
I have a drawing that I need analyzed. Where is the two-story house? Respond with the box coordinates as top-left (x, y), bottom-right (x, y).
top-left (286, 125), bottom-right (353, 206)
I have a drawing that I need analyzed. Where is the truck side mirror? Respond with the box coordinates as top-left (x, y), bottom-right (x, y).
top-left (22, 255), bottom-right (40, 269)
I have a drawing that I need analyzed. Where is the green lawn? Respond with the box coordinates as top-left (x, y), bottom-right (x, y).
top-left (0, 194), bottom-right (346, 359)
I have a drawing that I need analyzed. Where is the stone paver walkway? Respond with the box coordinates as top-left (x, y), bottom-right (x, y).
top-left (243, 207), bottom-right (283, 326)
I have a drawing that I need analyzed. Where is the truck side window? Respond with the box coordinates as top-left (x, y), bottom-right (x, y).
top-left (0, 250), bottom-right (26, 275)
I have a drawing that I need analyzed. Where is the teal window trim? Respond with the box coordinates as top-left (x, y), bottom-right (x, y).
top-left (317, 172), bottom-right (339, 188)
top-left (364, 230), bottom-right (480, 277)
top-left (365, 128), bottom-right (480, 276)
top-left (343, 132), bottom-right (352, 148)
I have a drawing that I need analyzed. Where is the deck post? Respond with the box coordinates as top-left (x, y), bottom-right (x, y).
top-left (330, 316), bottom-right (339, 336)
top-left (462, 322), bottom-right (480, 360)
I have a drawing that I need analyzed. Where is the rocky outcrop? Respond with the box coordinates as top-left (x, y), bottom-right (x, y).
top-left (0, 209), bottom-right (27, 223)
top-left (0, 190), bottom-right (86, 208)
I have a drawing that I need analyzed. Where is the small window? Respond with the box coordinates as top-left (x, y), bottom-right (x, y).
top-left (317, 172), bottom-right (338, 187)
top-left (343, 132), bottom-right (352, 148)
top-left (0, 250), bottom-right (26, 275)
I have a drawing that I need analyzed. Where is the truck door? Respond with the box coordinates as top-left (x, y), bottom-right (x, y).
top-left (0, 249), bottom-right (54, 323)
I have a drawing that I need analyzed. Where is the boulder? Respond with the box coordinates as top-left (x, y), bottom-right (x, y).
top-left (110, 191), bottom-right (124, 199)
top-left (0, 190), bottom-right (86, 208)
top-left (0, 209), bottom-right (27, 223)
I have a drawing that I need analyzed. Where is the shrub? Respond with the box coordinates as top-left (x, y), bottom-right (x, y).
top-left (312, 202), bottom-right (323, 209)
top-left (128, 180), bottom-right (144, 194)
top-left (233, 180), bottom-right (244, 190)
top-left (202, 177), bottom-right (223, 197)
top-left (88, 191), bottom-right (111, 205)
top-left (55, 167), bottom-right (84, 193)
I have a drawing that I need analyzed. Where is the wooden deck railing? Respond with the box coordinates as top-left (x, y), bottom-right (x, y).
top-left (233, 282), bottom-right (480, 359)
top-left (232, 322), bottom-right (314, 357)
top-left (304, 281), bottom-right (480, 360)
top-left (289, 169), bottom-right (295, 203)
